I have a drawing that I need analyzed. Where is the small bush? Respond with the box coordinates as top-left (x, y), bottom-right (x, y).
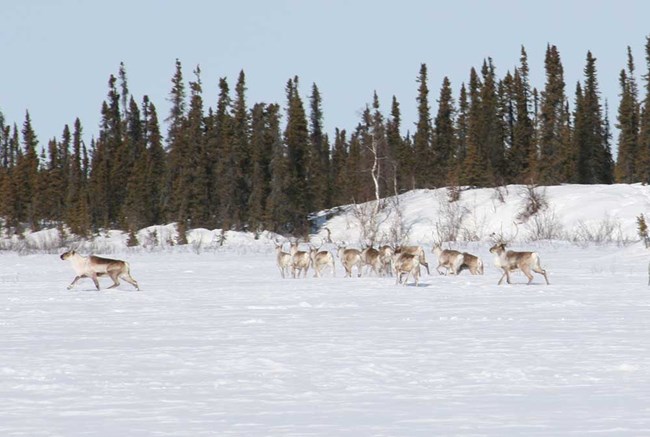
top-left (637, 214), bottom-right (649, 248)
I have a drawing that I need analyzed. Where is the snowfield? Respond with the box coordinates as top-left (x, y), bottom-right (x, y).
top-left (2, 185), bottom-right (650, 436)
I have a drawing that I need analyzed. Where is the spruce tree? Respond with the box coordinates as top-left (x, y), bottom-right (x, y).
top-left (214, 77), bottom-right (236, 230)
top-left (309, 83), bottom-right (329, 210)
top-left (433, 76), bottom-right (456, 186)
top-left (143, 99), bottom-right (166, 227)
top-left (637, 36), bottom-right (650, 184)
top-left (15, 111), bottom-right (40, 230)
top-left (463, 68), bottom-right (490, 186)
top-left (66, 119), bottom-right (90, 236)
top-left (248, 103), bottom-right (271, 231)
top-left (413, 64), bottom-right (434, 187)
top-left (330, 128), bottom-right (349, 205)
top-left (479, 58), bottom-right (503, 184)
top-left (165, 59), bottom-right (189, 224)
top-left (284, 77), bottom-right (311, 235)
top-left (507, 50), bottom-right (536, 184)
top-left (387, 96), bottom-right (412, 192)
top-left (265, 103), bottom-right (292, 233)
top-left (539, 45), bottom-right (569, 184)
top-left (231, 70), bottom-right (251, 229)
top-left (615, 47), bottom-right (640, 182)
top-left (184, 66), bottom-right (209, 226)
top-left (574, 51), bottom-right (614, 184)
top-left (455, 83), bottom-right (469, 178)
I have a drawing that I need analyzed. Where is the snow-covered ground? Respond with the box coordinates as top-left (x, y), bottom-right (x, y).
top-left (2, 184), bottom-right (650, 435)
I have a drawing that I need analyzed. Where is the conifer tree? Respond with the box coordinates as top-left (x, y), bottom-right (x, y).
top-left (66, 119), bottom-right (90, 236)
top-left (330, 128), bottom-right (350, 205)
top-left (165, 59), bottom-right (189, 224)
top-left (214, 77), bottom-right (237, 230)
top-left (506, 49), bottom-right (536, 183)
top-left (284, 77), bottom-right (311, 235)
top-left (265, 103), bottom-right (292, 233)
top-left (479, 58), bottom-right (503, 184)
top-left (455, 83), bottom-right (469, 177)
top-left (231, 70), bottom-right (251, 229)
top-left (574, 51), bottom-right (614, 184)
top-left (0, 125), bottom-right (20, 231)
top-left (166, 59), bottom-right (186, 147)
top-left (184, 66), bottom-right (209, 226)
top-left (122, 98), bottom-right (152, 231)
top-left (615, 47), bottom-right (640, 182)
top-left (309, 83), bottom-right (329, 210)
top-left (0, 114), bottom-right (7, 228)
top-left (39, 137), bottom-right (65, 223)
top-left (385, 96), bottom-right (406, 193)
top-left (433, 76), bottom-right (456, 186)
top-left (413, 64), bottom-right (434, 187)
top-left (639, 36), bottom-right (650, 183)
top-left (15, 111), bottom-right (40, 230)
top-left (463, 68), bottom-right (490, 186)
top-left (89, 74), bottom-right (126, 228)
top-left (539, 45), bottom-right (569, 184)
top-left (345, 131), bottom-right (363, 202)
top-left (248, 103), bottom-right (271, 231)
top-left (143, 99), bottom-right (166, 227)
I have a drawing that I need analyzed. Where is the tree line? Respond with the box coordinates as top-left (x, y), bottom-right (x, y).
top-left (1, 38), bottom-right (650, 239)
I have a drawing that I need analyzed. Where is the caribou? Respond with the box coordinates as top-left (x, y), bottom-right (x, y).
top-left (275, 243), bottom-right (292, 278)
top-left (378, 245), bottom-right (394, 277)
top-left (337, 245), bottom-right (364, 278)
top-left (489, 243), bottom-right (549, 285)
top-left (459, 252), bottom-right (484, 275)
top-left (432, 245), bottom-right (484, 276)
top-left (361, 246), bottom-right (382, 276)
top-left (432, 244), bottom-right (464, 275)
top-left (289, 241), bottom-right (311, 279)
top-left (60, 250), bottom-right (139, 291)
top-left (395, 245), bottom-right (430, 275)
top-left (393, 252), bottom-right (421, 286)
top-left (309, 246), bottom-right (336, 278)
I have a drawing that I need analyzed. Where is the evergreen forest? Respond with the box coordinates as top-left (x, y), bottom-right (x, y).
top-left (2, 39), bottom-right (650, 239)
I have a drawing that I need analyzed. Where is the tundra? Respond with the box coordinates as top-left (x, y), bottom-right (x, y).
top-left (60, 250), bottom-right (139, 290)
top-left (489, 243), bottom-right (549, 285)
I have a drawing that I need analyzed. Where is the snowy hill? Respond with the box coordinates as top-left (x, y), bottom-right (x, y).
top-left (315, 183), bottom-right (650, 247)
top-left (12, 184), bottom-right (650, 254)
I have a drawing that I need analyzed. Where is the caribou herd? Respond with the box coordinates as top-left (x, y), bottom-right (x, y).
top-left (275, 239), bottom-right (550, 286)
top-left (58, 237), bottom-right (550, 290)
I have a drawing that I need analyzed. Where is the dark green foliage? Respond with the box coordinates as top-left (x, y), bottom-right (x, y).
top-left (538, 45), bottom-right (569, 184)
top-left (637, 36), bottom-right (650, 183)
top-left (283, 77), bottom-right (311, 236)
top-left (433, 77), bottom-right (456, 186)
top-left (4, 37), bottom-right (650, 239)
top-left (413, 64), bottom-right (434, 187)
top-left (615, 48), bottom-right (640, 182)
top-left (573, 52), bottom-right (614, 184)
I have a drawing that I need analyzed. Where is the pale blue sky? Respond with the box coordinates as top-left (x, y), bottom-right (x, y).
top-left (2, 0), bottom-right (650, 155)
